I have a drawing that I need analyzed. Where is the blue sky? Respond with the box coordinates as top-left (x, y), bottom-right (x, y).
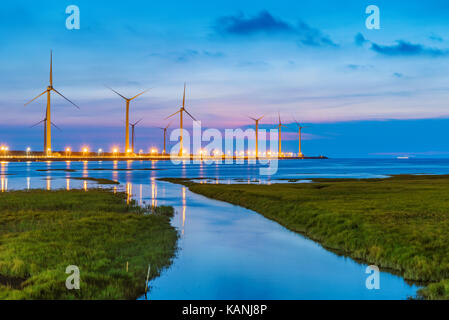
top-left (1, 0), bottom-right (449, 157)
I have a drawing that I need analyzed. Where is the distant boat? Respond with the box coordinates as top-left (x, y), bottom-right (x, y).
top-left (397, 156), bottom-right (410, 160)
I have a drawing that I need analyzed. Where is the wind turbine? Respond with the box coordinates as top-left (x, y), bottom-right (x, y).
top-left (293, 117), bottom-right (308, 158)
top-left (249, 115), bottom-right (264, 158)
top-left (277, 112), bottom-right (287, 157)
top-left (159, 120), bottom-right (173, 155)
top-left (30, 113), bottom-right (62, 152)
top-left (129, 118), bottom-right (143, 153)
top-left (107, 86), bottom-right (150, 153)
top-left (25, 51), bottom-right (79, 155)
top-left (165, 83), bottom-right (197, 156)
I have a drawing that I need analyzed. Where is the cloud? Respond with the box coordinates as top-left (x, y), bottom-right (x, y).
top-left (296, 22), bottom-right (337, 47)
top-left (354, 33), bottom-right (368, 47)
top-left (393, 72), bottom-right (403, 78)
top-left (346, 64), bottom-right (372, 71)
top-left (429, 34), bottom-right (443, 42)
top-left (214, 10), bottom-right (294, 36)
top-left (355, 33), bottom-right (448, 57)
top-left (148, 50), bottom-right (225, 62)
top-left (213, 10), bottom-right (337, 47)
top-left (371, 40), bottom-right (448, 57)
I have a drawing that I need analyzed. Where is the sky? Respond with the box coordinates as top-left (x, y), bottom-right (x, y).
top-left (1, 0), bottom-right (449, 157)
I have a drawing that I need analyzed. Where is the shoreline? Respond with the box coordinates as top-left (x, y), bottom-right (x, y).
top-left (0, 189), bottom-right (179, 300)
top-left (161, 175), bottom-right (449, 300)
top-left (0, 155), bottom-right (328, 162)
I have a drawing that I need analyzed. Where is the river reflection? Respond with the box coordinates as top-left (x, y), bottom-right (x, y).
top-left (182, 187), bottom-right (186, 235)
top-left (1, 177), bottom-right (7, 192)
top-left (0, 159), bottom-right (430, 299)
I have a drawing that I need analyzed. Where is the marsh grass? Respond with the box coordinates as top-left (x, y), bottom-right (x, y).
top-left (70, 177), bottom-right (120, 185)
top-left (163, 175), bottom-right (449, 300)
top-left (0, 189), bottom-right (178, 300)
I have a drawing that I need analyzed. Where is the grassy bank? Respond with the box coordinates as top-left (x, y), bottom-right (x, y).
top-left (0, 189), bottom-right (178, 299)
top-left (164, 175), bottom-right (449, 300)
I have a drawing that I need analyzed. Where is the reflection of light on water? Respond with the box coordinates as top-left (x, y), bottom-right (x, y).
top-left (1, 162), bottom-right (8, 175)
top-left (66, 179), bottom-right (70, 191)
top-left (46, 177), bottom-right (51, 190)
top-left (113, 186), bottom-right (117, 194)
top-left (84, 181), bottom-right (87, 192)
top-left (182, 187), bottom-right (186, 235)
top-left (151, 178), bottom-right (157, 208)
top-left (182, 161), bottom-right (187, 178)
top-left (1, 177), bottom-right (7, 192)
top-left (126, 161), bottom-right (133, 181)
top-left (112, 161), bottom-right (118, 181)
top-left (126, 182), bottom-right (132, 204)
top-left (27, 177), bottom-right (30, 190)
top-left (139, 184), bottom-right (143, 205)
top-left (83, 161), bottom-right (88, 177)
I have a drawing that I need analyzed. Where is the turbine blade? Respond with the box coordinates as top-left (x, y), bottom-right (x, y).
top-left (30, 119), bottom-right (45, 128)
top-left (291, 115), bottom-right (300, 125)
top-left (52, 88), bottom-right (80, 109)
top-left (130, 89), bottom-right (151, 101)
top-left (134, 118), bottom-right (144, 126)
top-left (51, 122), bottom-right (62, 131)
top-left (165, 110), bottom-right (181, 120)
top-left (24, 90), bottom-right (47, 106)
top-left (248, 116), bottom-right (257, 121)
top-left (165, 119), bottom-right (174, 129)
top-left (257, 115), bottom-right (265, 121)
top-left (50, 50), bottom-right (53, 86)
top-left (105, 86), bottom-right (128, 100)
top-left (184, 108), bottom-right (197, 121)
top-left (182, 83), bottom-right (186, 108)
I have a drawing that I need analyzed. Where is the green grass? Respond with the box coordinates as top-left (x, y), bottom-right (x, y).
top-left (163, 175), bottom-right (449, 300)
top-left (71, 177), bottom-right (120, 185)
top-left (0, 189), bottom-right (178, 300)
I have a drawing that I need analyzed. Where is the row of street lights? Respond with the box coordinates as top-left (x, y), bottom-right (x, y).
top-left (0, 145), bottom-right (296, 158)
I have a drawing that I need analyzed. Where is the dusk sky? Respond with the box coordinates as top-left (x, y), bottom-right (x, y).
top-left (2, 0), bottom-right (449, 157)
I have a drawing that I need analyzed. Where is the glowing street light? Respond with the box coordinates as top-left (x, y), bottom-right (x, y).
top-left (97, 148), bottom-right (103, 156)
top-left (65, 147), bottom-right (71, 157)
top-left (112, 148), bottom-right (118, 157)
top-left (26, 147), bottom-right (31, 157)
top-left (1, 146), bottom-right (8, 157)
top-left (82, 147), bottom-right (89, 157)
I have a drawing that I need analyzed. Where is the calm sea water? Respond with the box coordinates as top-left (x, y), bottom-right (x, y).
top-left (2, 158), bottom-right (443, 299)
